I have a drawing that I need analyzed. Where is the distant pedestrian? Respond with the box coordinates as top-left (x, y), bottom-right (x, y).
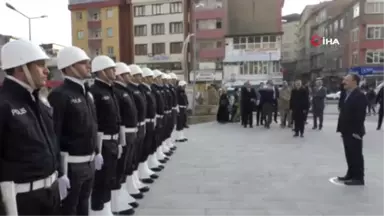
top-left (290, 80), bottom-right (309, 137)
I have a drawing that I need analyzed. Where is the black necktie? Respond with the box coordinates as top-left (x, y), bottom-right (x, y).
top-left (32, 90), bottom-right (50, 144)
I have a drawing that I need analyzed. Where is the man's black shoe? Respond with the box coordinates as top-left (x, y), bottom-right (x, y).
top-left (337, 175), bottom-right (352, 181)
top-left (300, 134), bottom-right (304, 138)
top-left (312, 126), bottom-right (317, 129)
top-left (293, 133), bottom-right (299, 137)
top-left (344, 179), bottom-right (364, 186)
top-left (319, 126), bottom-right (322, 130)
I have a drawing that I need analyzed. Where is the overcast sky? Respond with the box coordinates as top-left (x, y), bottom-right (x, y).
top-left (0, 0), bottom-right (324, 46)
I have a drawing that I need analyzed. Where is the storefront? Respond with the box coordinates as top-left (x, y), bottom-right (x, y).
top-left (349, 66), bottom-right (384, 87)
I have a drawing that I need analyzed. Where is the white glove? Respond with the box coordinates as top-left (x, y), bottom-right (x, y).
top-left (176, 106), bottom-right (180, 113)
top-left (58, 175), bottom-right (70, 200)
top-left (94, 153), bottom-right (104, 170)
top-left (118, 145), bottom-right (123, 159)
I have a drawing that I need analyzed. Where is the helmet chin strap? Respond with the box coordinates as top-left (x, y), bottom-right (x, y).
top-left (22, 65), bottom-right (36, 90)
top-left (69, 66), bottom-right (82, 79)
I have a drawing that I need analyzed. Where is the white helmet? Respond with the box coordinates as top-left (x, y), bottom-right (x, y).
top-left (141, 67), bottom-right (154, 77)
top-left (152, 69), bottom-right (163, 78)
top-left (166, 73), bottom-right (173, 80)
top-left (178, 80), bottom-right (187, 86)
top-left (1, 39), bottom-right (49, 70)
top-left (169, 73), bottom-right (177, 79)
top-left (57, 46), bottom-right (90, 70)
top-left (161, 73), bottom-right (169, 79)
top-left (115, 62), bottom-right (131, 76)
top-left (91, 55), bottom-right (116, 73)
top-left (128, 64), bottom-right (143, 75)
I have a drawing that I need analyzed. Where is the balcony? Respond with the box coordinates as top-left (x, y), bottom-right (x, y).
top-left (196, 29), bottom-right (225, 39)
top-left (194, 8), bottom-right (225, 20)
top-left (69, 0), bottom-right (106, 5)
top-left (199, 48), bottom-right (225, 59)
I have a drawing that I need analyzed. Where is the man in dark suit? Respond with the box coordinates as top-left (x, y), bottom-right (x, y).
top-left (312, 79), bottom-right (327, 130)
top-left (290, 80), bottom-right (309, 137)
top-left (336, 74), bottom-right (367, 186)
top-left (241, 81), bottom-right (257, 128)
top-left (338, 82), bottom-right (346, 111)
top-left (376, 86), bottom-right (383, 130)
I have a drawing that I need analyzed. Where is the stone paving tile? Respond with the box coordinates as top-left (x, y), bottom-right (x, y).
top-left (134, 116), bottom-right (383, 216)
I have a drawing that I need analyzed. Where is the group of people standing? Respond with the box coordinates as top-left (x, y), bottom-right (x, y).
top-left (217, 78), bottom-right (328, 137)
top-left (0, 39), bottom-right (189, 215)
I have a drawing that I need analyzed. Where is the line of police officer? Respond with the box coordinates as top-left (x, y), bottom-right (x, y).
top-left (0, 39), bottom-right (189, 215)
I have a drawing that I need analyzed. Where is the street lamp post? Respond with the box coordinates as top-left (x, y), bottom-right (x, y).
top-left (5, 2), bottom-right (47, 41)
top-left (191, 2), bottom-right (204, 115)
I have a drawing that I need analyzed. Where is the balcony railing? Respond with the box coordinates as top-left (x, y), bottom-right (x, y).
top-left (69, 0), bottom-right (106, 5)
top-left (89, 32), bottom-right (102, 40)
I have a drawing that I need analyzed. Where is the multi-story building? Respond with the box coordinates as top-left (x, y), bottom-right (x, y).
top-left (189, 0), bottom-right (226, 86)
top-left (132, 0), bottom-right (185, 79)
top-left (69, 0), bottom-right (134, 63)
top-left (281, 13), bottom-right (300, 80)
top-left (222, 0), bottom-right (285, 87)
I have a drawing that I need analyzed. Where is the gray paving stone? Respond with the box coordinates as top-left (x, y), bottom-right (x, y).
top-left (134, 116), bottom-right (383, 216)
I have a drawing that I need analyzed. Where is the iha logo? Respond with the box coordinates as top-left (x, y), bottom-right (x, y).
top-left (310, 34), bottom-right (340, 47)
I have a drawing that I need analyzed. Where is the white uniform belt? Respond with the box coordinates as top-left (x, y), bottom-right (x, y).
top-left (137, 121), bottom-right (145, 126)
top-left (68, 154), bottom-right (95, 163)
top-left (156, 114), bottom-right (163, 118)
top-left (145, 118), bottom-right (155, 123)
top-left (178, 105), bottom-right (187, 108)
top-left (172, 107), bottom-right (177, 110)
top-left (102, 133), bottom-right (118, 140)
top-left (124, 127), bottom-right (138, 133)
top-left (15, 172), bottom-right (57, 194)
top-left (165, 110), bottom-right (171, 114)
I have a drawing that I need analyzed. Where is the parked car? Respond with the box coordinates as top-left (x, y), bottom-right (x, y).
top-left (326, 91), bottom-right (341, 100)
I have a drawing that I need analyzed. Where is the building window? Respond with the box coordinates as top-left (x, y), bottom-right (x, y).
top-left (340, 18), bottom-right (344, 29)
top-left (135, 44), bottom-right (147, 56)
top-left (92, 12), bottom-right (100, 21)
top-left (170, 42), bottom-right (183, 54)
top-left (351, 52), bottom-right (358, 65)
top-left (151, 23), bottom-right (165, 35)
top-left (197, 19), bottom-right (222, 30)
top-left (216, 41), bottom-right (223, 48)
top-left (152, 43), bottom-right (166, 55)
top-left (152, 4), bottom-right (162, 15)
top-left (106, 8), bottom-right (113, 18)
top-left (353, 3), bottom-right (360, 18)
top-left (95, 48), bottom-right (101, 56)
top-left (106, 28), bottom-right (113, 37)
top-left (170, 2), bottom-right (182, 13)
top-left (77, 30), bottom-right (84, 39)
top-left (134, 6), bottom-right (145, 17)
top-left (216, 19), bottom-right (222, 29)
top-left (215, 61), bottom-right (223, 69)
top-left (107, 46), bottom-right (114, 56)
top-left (366, 25), bottom-right (384, 39)
top-left (351, 28), bottom-right (359, 42)
top-left (366, 50), bottom-right (384, 64)
top-left (365, 1), bottom-right (384, 14)
top-left (76, 12), bottom-right (82, 20)
top-left (134, 25), bottom-right (147, 36)
top-left (169, 22), bottom-right (183, 34)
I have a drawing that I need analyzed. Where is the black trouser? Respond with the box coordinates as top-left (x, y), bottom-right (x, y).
top-left (256, 106), bottom-right (263, 125)
top-left (134, 125), bottom-right (145, 169)
top-left (116, 146), bottom-right (129, 186)
top-left (292, 110), bottom-right (305, 134)
top-left (177, 108), bottom-right (186, 131)
top-left (141, 122), bottom-right (155, 162)
top-left (230, 105), bottom-right (238, 122)
top-left (378, 105), bottom-right (383, 129)
top-left (153, 117), bottom-right (163, 154)
top-left (16, 181), bottom-right (61, 215)
top-left (262, 103), bottom-right (273, 127)
top-left (91, 140), bottom-right (118, 211)
top-left (313, 110), bottom-right (324, 128)
top-left (368, 102), bottom-right (376, 114)
top-left (273, 102), bottom-right (278, 122)
top-left (125, 132), bottom-right (138, 176)
top-left (342, 134), bottom-right (364, 180)
top-left (62, 162), bottom-right (95, 215)
top-left (162, 113), bottom-right (169, 141)
top-left (242, 109), bottom-right (253, 127)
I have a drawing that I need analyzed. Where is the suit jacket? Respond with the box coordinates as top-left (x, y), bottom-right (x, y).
top-left (337, 88), bottom-right (367, 137)
top-left (241, 87), bottom-right (257, 111)
top-left (312, 86), bottom-right (327, 112)
top-left (376, 86), bottom-right (384, 107)
top-left (289, 87), bottom-right (309, 111)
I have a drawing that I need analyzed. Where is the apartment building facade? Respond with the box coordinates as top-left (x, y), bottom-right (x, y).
top-left (281, 14), bottom-right (300, 80)
top-left (69, 0), bottom-right (134, 63)
top-left (132, 0), bottom-right (185, 78)
top-left (295, 0), bottom-right (383, 89)
top-left (189, 0), bottom-right (226, 84)
top-left (223, 0), bottom-right (285, 87)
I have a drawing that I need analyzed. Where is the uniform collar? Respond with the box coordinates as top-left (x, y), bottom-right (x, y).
top-left (95, 78), bottom-right (111, 86)
top-left (6, 75), bottom-right (34, 94)
top-left (114, 81), bottom-right (126, 87)
top-left (129, 81), bottom-right (139, 86)
top-left (142, 83), bottom-right (151, 90)
top-left (65, 76), bottom-right (85, 94)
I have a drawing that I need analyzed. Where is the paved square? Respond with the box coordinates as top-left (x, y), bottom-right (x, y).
top-left (135, 115), bottom-right (383, 215)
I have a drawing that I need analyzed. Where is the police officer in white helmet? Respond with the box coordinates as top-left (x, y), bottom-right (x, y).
top-left (160, 73), bottom-right (175, 156)
top-left (176, 80), bottom-right (189, 142)
top-left (110, 62), bottom-right (140, 215)
top-left (0, 40), bottom-right (61, 215)
top-left (89, 55), bottom-right (123, 216)
top-left (47, 46), bottom-right (101, 215)
top-left (125, 64), bottom-right (150, 197)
